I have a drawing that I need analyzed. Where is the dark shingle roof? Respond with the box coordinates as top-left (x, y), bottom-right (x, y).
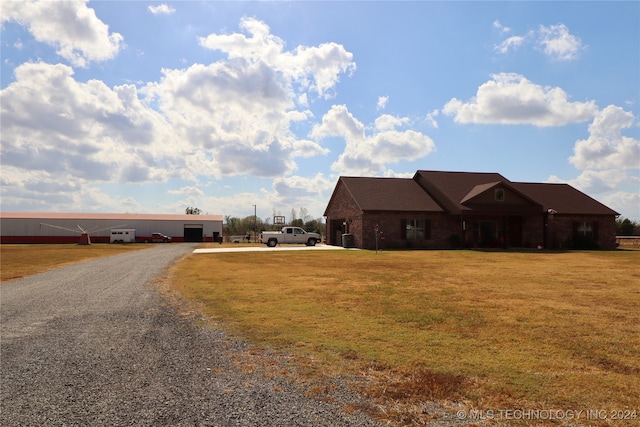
top-left (413, 171), bottom-right (517, 213)
top-left (459, 182), bottom-right (501, 204)
top-left (339, 177), bottom-right (443, 212)
top-left (512, 182), bottom-right (619, 215)
top-left (327, 171), bottom-right (618, 217)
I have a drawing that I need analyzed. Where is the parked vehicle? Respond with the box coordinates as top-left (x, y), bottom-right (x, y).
top-left (110, 229), bottom-right (136, 243)
top-left (150, 232), bottom-right (172, 243)
top-left (259, 227), bottom-right (321, 247)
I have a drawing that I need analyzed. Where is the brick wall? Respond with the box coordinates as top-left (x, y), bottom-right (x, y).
top-left (522, 216), bottom-right (544, 248)
top-left (361, 212), bottom-right (459, 249)
top-left (324, 181), bottom-right (363, 246)
top-left (546, 215), bottom-right (617, 250)
top-left (326, 180), bottom-right (617, 250)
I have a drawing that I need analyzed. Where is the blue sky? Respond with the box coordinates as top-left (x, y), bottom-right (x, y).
top-left (2, 1), bottom-right (639, 222)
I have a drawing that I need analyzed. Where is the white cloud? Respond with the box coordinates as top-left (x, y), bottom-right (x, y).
top-left (443, 73), bottom-right (598, 126)
top-left (374, 114), bottom-right (409, 132)
top-left (0, 0), bottom-right (124, 67)
top-left (142, 54), bottom-right (330, 177)
top-left (547, 170), bottom-right (640, 220)
top-left (269, 173), bottom-right (336, 219)
top-left (198, 17), bottom-right (356, 99)
top-left (148, 4), bottom-right (175, 15)
top-left (604, 191), bottom-right (640, 220)
top-left (537, 24), bottom-right (584, 61)
top-left (298, 93), bottom-right (309, 107)
top-left (377, 95), bottom-right (389, 110)
top-left (1, 18), bottom-right (354, 213)
top-left (182, 178), bottom-right (333, 221)
top-left (1, 62), bottom-right (177, 185)
top-left (569, 105), bottom-right (640, 170)
top-left (272, 173), bottom-right (334, 205)
top-left (494, 36), bottom-right (525, 54)
top-left (0, 163), bottom-right (145, 213)
top-left (493, 22), bottom-right (582, 61)
top-left (310, 104), bottom-right (365, 142)
top-left (492, 21), bottom-right (527, 55)
top-left (549, 170), bottom-right (625, 194)
top-left (168, 186), bottom-right (205, 197)
top-left (310, 105), bottom-right (435, 176)
top-left (493, 20), bottom-right (510, 33)
top-left (383, 169), bottom-right (415, 178)
top-left (425, 109), bottom-right (439, 129)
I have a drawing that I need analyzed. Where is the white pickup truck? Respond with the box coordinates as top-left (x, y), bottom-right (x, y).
top-left (259, 227), bottom-right (322, 247)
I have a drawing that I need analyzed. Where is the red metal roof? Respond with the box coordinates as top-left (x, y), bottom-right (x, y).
top-left (0, 212), bottom-right (224, 221)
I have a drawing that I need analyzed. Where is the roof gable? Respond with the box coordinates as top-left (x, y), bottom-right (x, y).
top-left (460, 183), bottom-right (544, 215)
top-left (413, 171), bottom-right (517, 214)
top-left (460, 182), bottom-right (501, 204)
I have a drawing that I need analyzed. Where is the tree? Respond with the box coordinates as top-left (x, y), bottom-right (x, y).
top-left (616, 217), bottom-right (640, 235)
top-left (224, 216), bottom-right (241, 235)
top-left (223, 215), bottom-right (268, 236)
top-left (185, 206), bottom-right (201, 215)
top-left (304, 218), bottom-right (324, 235)
top-left (299, 207), bottom-right (311, 223)
top-left (228, 207), bottom-right (324, 235)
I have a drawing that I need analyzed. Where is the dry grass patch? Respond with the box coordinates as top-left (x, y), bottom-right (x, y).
top-left (1, 244), bottom-right (150, 282)
top-left (170, 249), bottom-right (640, 425)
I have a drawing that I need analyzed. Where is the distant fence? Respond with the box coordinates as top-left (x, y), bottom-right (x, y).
top-left (616, 236), bottom-right (640, 248)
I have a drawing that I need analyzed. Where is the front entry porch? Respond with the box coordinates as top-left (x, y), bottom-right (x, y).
top-left (463, 216), bottom-right (524, 248)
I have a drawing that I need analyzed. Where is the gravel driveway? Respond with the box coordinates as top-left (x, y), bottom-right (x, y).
top-left (1, 244), bottom-right (385, 426)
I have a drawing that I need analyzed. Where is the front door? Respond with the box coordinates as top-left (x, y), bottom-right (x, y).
top-left (508, 216), bottom-right (523, 247)
top-left (330, 219), bottom-right (344, 246)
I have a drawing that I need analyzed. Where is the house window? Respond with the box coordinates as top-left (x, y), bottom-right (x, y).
top-left (495, 188), bottom-right (505, 201)
top-left (403, 219), bottom-right (431, 240)
top-left (575, 222), bottom-right (594, 239)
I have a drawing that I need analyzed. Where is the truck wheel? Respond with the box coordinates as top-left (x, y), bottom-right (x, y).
top-left (267, 239), bottom-right (277, 247)
top-left (307, 238), bottom-right (317, 246)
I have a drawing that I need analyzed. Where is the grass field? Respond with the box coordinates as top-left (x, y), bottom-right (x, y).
top-left (0, 244), bottom-right (150, 282)
top-left (170, 248), bottom-right (640, 425)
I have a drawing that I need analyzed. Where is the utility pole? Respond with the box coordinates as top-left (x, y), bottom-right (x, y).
top-left (252, 204), bottom-right (257, 243)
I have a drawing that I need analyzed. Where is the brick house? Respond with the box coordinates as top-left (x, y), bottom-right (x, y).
top-left (324, 170), bottom-right (619, 250)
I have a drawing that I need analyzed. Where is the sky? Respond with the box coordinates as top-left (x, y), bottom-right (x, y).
top-left (1, 1), bottom-right (639, 223)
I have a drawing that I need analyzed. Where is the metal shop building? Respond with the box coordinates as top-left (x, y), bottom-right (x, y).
top-left (0, 212), bottom-right (224, 244)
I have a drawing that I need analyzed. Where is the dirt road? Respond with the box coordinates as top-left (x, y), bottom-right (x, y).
top-left (0, 244), bottom-right (382, 426)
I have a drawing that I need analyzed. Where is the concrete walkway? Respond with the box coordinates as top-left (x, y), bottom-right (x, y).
top-left (193, 244), bottom-right (355, 254)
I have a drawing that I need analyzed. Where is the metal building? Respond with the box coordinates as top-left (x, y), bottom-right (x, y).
top-left (0, 212), bottom-right (223, 244)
